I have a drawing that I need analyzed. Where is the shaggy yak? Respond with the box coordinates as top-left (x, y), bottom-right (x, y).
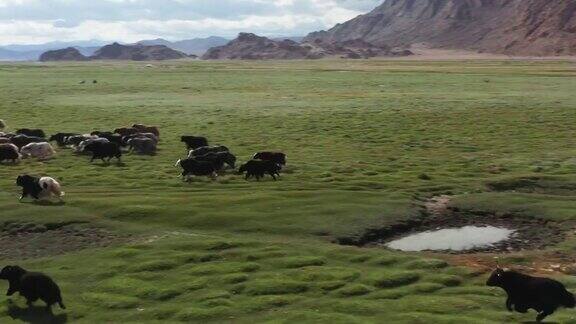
top-left (181, 136), bottom-right (208, 150)
top-left (195, 152), bottom-right (236, 170)
top-left (16, 175), bottom-right (65, 202)
top-left (132, 124), bottom-right (160, 138)
top-left (10, 135), bottom-right (45, 149)
top-left (127, 137), bottom-right (157, 155)
top-left (20, 142), bottom-right (56, 160)
top-left (253, 152), bottom-right (287, 166)
top-left (0, 265), bottom-right (65, 312)
top-left (49, 133), bottom-right (79, 147)
top-left (113, 127), bottom-right (139, 137)
top-left (238, 160), bottom-right (281, 181)
top-left (188, 145), bottom-right (229, 158)
top-left (487, 267), bottom-right (575, 322)
top-left (64, 134), bottom-right (97, 147)
top-left (83, 142), bottom-right (122, 163)
top-left (0, 143), bottom-right (21, 163)
top-left (16, 128), bottom-right (46, 138)
top-left (175, 158), bottom-right (218, 181)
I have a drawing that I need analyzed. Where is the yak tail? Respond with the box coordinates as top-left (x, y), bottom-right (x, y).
top-left (563, 291), bottom-right (576, 308)
top-left (175, 159), bottom-right (182, 167)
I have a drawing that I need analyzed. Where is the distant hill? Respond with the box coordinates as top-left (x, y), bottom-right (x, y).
top-left (305, 0), bottom-right (576, 56)
top-left (0, 40), bottom-right (109, 61)
top-left (203, 33), bottom-right (412, 60)
top-left (39, 47), bottom-right (88, 62)
top-left (1, 37), bottom-right (226, 61)
top-left (0, 48), bottom-right (37, 61)
top-left (137, 36), bottom-right (229, 55)
top-left (91, 43), bottom-right (188, 61)
top-left (203, 33), bottom-right (321, 60)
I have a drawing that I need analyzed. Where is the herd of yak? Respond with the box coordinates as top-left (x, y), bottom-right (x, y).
top-left (1, 118), bottom-right (576, 322)
top-left (0, 119), bottom-right (287, 182)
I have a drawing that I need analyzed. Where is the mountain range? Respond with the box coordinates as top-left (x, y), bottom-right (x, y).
top-left (0, 37), bottom-right (229, 61)
top-left (40, 43), bottom-right (189, 62)
top-left (305, 0), bottom-right (576, 56)
top-left (5, 0), bottom-right (576, 61)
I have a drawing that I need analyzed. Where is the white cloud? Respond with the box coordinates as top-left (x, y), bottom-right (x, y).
top-left (0, 0), bottom-right (382, 44)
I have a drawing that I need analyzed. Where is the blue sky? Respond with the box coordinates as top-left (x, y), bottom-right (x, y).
top-left (0, 0), bottom-right (382, 45)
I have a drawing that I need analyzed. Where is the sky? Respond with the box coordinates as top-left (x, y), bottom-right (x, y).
top-left (0, 0), bottom-right (382, 45)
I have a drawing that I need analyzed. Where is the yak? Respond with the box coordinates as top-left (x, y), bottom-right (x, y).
top-left (487, 267), bottom-right (575, 322)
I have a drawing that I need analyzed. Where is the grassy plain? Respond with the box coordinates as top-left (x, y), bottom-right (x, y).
top-left (0, 59), bottom-right (576, 323)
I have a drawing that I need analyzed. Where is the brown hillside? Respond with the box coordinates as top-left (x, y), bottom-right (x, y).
top-left (305, 0), bottom-right (576, 56)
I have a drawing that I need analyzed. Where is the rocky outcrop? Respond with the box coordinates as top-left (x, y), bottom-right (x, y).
top-left (203, 33), bottom-right (320, 60)
top-left (305, 0), bottom-right (576, 56)
top-left (202, 33), bottom-right (412, 60)
top-left (91, 43), bottom-right (188, 61)
top-left (39, 47), bottom-right (88, 62)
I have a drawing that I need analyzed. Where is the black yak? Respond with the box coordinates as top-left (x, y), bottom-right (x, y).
top-left (181, 136), bottom-right (208, 150)
top-left (83, 142), bottom-right (122, 163)
top-left (175, 158), bottom-right (218, 181)
top-left (487, 267), bottom-right (575, 322)
top-left (188, 145), bottom-right (229, 158)
top-left (253, 152), bottom-right (287, 166)
top-left (0, 265), bottom-right (65, 312)
top-left (195, 152), bottom-right (236, 170)
top-left (238, 160), bottom-right (281, 181)
top-left (0, 143), bottom-right (21, 164)
top-left (16, 128), bottom-right (46, 138)
top-left (49, 133), bottom-right (79, 147)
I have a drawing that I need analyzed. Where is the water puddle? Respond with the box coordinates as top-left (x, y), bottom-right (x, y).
top-left (386, 226), bottom-right (515, 252)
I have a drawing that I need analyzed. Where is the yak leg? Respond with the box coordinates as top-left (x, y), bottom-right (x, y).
top-left (536, 310), bottom-right (553, 323)
top-left (506, 298), bottom-right (513, 312)
top-left (269, 172), bottom-right (277, 181)
top-left (514, 304), bottom-right (528, 313)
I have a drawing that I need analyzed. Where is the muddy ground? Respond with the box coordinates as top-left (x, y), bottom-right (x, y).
top-left (337, 195), bottom-right (569, 254)
top-left (0, 221), bottom-right (133, 260)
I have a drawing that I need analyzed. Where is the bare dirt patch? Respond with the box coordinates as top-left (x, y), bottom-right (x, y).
top-left (0, 221), bottom-right (133, 260)
top-left (337, 196), bottom-right (567, 254)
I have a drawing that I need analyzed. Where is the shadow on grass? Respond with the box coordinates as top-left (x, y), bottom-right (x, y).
top-left (33, 201), bottom-right (66, 207)
top-left (7, 303), bottom-right (67, 324)
top-left (92, 161), bottom-right (127, 168)
top-left (18, 200), bottom-right (66, 207)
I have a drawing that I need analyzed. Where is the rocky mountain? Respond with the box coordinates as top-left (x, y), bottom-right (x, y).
top-left (203, 33), bottom-right (318, 60)
top-left (203, 33), bottom-right (412, 60)
top-left (137, 36), bottom-right (229, 55)
top-left (91, 43), bottom-right (188, 61)
top-left (305, 0), bottom-right (576, 56)
top-left (39, 47), bottom-right (88, 62)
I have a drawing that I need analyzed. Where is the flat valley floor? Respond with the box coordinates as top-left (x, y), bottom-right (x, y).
top-left (1, 59), bottom-right (576, 323)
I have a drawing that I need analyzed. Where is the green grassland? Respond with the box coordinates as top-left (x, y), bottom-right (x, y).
top-left (0, 59), bottom-right (576, 323)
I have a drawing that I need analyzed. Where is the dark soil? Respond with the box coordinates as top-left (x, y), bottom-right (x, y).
top-left (336, 196), bottom-right (568, 254)
top-left (0, 221), bottom-right (133, 260)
